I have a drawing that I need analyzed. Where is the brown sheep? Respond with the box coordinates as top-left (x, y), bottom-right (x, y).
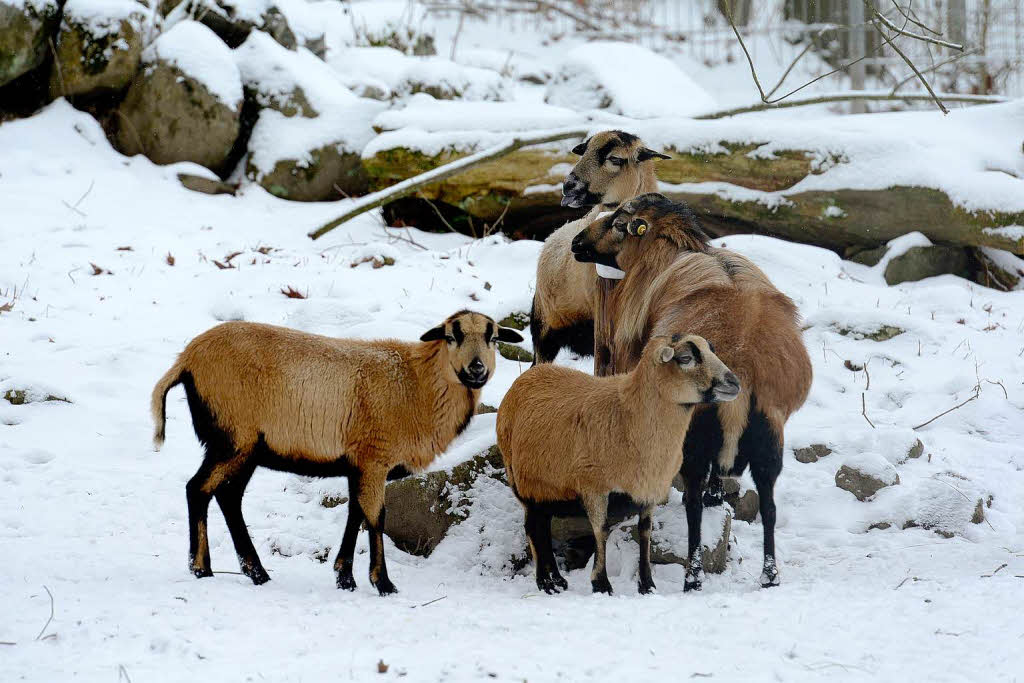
top-left (530, 130), bottom-right (669, 363)
top-left (497, 334), bottom-right (739, 595)
top-left (151, 311), bottom-right (524, 595)
top-left (571, 193), bottom-right (812, 590)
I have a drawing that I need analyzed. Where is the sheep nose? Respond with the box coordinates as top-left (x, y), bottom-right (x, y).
top-left (722, 371), bottom-right (739, 390)
top-left (562, 173), bottom-right (583, 196)
top-left (468, 358), bottom-right (486, 377)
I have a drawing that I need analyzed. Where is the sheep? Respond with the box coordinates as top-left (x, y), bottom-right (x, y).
top-left (570, 193), bottom-right (812, 590)
top-left (530, 130), bottom-right (669, 364)
top-left (497, 333), bottom-right (740, 595)
top-left (150, 311), bottom-right (524, 595)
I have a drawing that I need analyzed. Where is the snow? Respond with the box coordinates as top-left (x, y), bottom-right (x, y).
top-left (2, 99), bottom-right (1024, 681)
top-left (142, 20), bottom-right (243, 110)
top-left (373, 94), bottom-right (584, 133)
top-left (5, 0), bottom-right (57, 14)
top-left (984, 225), bottom-right (1024, 241)
top-left (60, 0), bottom-right (147, 34)
top-left (546, 41), bottom-right (718, 119)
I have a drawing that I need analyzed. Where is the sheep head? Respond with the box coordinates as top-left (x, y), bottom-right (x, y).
top-left (561, 130), bottom-right (669, 209)
top-left (647, 334), bottom-right (740, 406)
top-left (421, 310), bottom-right (524, 389)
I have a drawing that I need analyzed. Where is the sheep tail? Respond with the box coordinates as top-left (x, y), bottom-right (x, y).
top-left (151, 356), bottom-right (186, 451)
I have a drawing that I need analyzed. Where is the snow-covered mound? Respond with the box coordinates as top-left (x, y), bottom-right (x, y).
top-left (546, 41), bottom-right (717, 118)
top-left (143, 19), bottom-right (242, 108)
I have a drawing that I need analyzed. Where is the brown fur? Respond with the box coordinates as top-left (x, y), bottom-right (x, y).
top-left (498, 334), bottom-right (738, 594)
top-left (151, 311), bottom-right (523, 593)
top-left (532, 131), bottom-right (666, 360)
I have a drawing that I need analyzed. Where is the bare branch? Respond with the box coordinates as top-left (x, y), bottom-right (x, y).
top-left (695, 91), bottom-right (1005, 119)
top-left (889, 1), bottom-right (943, 36)
top-left (869, 6), bottom-right (951, 114)
top-left (869, 0), bottom-right (964, 50)
top-left (890, 48), bottom-right (981, 94)
top-left (308, 129), bottom-right (588, 240)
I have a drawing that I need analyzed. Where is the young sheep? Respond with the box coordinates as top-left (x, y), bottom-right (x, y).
top-left (530, 130), bottom-right (669, 364)
top-left (497, 334), bottom-right (739, 595)
top-left (151, 311), bottom-right (524, 595)
top-left (571, 193), bottom-right (812, 590)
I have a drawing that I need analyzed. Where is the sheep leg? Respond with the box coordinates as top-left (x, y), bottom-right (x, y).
top-left (683, 471), bottom-right (706, 592)
top-left (214, 459), bottom-right (269, 585)
top-left (185, 458), bottom-right (219, 579)
top-left (358, 467), bottom-right (397, 596)
top-left (334, 476), bottom-right (364, 591)
top-left (637, 505), bottom-right (656, 595)
top-left (524, 504), bottom-right (566, 594)
top-left (582, 493), bottom-right (612, 595)
top-left (749, 456), bottom-right (782, 588)
top-left (702, 470), bottom-right (725, 507)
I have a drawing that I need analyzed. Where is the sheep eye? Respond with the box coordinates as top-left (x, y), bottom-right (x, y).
top-left (445, 335), bottom-right (456, 344)
top-left (608, 156), bottom-right (626, 167)
top-left (676, 355), bottom-right (693, 365)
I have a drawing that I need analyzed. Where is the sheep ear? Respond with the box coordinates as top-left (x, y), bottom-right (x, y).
top-left (637, 147), bottom-right (670, 162)
top-left (658, 346), bottom-right (675, 363)
top-left (571, 140), bottom-right (588, 155)
top-left (627, 218), bottom-right (649, 237)
top-left (420, 325), bottom-right (446, 342)
top-left (496, 327), bottom-right (524, 343)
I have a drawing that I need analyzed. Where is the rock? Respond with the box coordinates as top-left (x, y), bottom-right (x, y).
top-left (177, 172), bottom-right (238, 196)
top-left (114, 21), bottom-right (242, 172)
top-left (884, 245), bottom-right (971, 285)
top-left (475, 403), bottom-right (497, 415)
top-left (846, 244), bottom-right (887, 267)
top-left (906, 439), bottom-right (924, 460)
top-left (628, 505), bottom-right (732, 574)
top-left (835, 324), bottom-right (905, 342)
top-left (971, 499), bottom-right (985, 525)
top-left (794, 443), bottom-right (832, 463)
top-left (381, 445), bottom-right (505, 556)
top-left (973, 247), bottom-right (1024, 291)
top-left (3, 388), bottom-right (70, 404)
top-left (836, 455), bottom-right (900, 501)
top-left (319, 494), bottom-right (347, 509)
top-left (498, 312), bottom-right (529, 331)
top-left (248, 137), bottom-right (368, 200)
top-left (0, 0), bottom-right (61, 87)
top-left (163, 0), bottom-right (296, 50)
top-left (722, 478), bottom-right (759, 523)
top-left (49, 0), bottom-right (146, 99)
top-left (497, 342), bottom-right (532, 363)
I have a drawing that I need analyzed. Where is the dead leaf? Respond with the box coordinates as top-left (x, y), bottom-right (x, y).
top-left (166, 252), bottom-right (175, 266)
top-left (116, 246), bottom-right (133, 251)
top-left (0, 300), bottom-right (13, 314)
top-left (90, 263), bottom-right (111, 276)
top-left (377, 660), bottom-right (388, 674)
top-left (281, 286), bottom-right (306, 299)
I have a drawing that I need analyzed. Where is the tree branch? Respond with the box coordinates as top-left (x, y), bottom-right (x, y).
top-left (308, 129), bottom-right (589, 240)
top-left (695, 91), bottom-right (1005, 119)
top-left (869, 0), bottom-right (964, 50)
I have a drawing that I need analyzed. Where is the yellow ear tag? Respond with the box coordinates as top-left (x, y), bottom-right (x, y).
top-left (636, 224), bottom-right (647, 235)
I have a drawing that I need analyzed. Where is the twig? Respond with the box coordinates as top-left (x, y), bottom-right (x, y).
top-left (308, 129), bottom-right (589, 240)
top-left (695, 91), bottom-right (1004, 119)
top-left (890, 49), bottom-right (980, 94)
top-left (528, 0), bottom-right (602, 31)
top-left (889, 0), bottom-right (942, 36)
top-left (869, 0), bottom-right (964, 50)
top-left (410, 595), bottom-right (447, 608)
top-left (912, 392), bottom-right (978, 430)
top-left (422, 197), bottom-right (459, 234)
top-left (485, 199), bottom-right (512, 238)
top-left (380, 226), bottom-right (428, 251)
top-left (869, 9), bottom-right (951, 115)
top-left (981, 563), bottom-right (1008, 577)
top-left (765, 40), bottom-right (816, 100)
top-left (861, 393), bottom-right (875, 428)
top-left (118, 664), bottom-right (133, 683)
top-left (35, 586), bottom-right (55, 641)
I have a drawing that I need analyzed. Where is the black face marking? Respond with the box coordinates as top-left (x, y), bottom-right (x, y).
top-left (686, 341), bottom-right (703, 364)
top-left (485, 322), bottom-right (494, 343)
top-left (614, 130), bottom-right (639, 145)
top-left (596, 139), bottom-right (619, 165)
top-left (451, 320), bottom-right (464, 344)
top-left (572, 140), bottom-right (589, 155)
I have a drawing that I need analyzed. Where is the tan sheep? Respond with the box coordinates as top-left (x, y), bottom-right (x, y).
top-left (497, 334), bottom-right (739, 595)
top-left (571, 193), bottom-right (813, 590)
top-left (530, 130), bottom-right (668, 363)
top-left (151, 311), bottom-right (523, 595)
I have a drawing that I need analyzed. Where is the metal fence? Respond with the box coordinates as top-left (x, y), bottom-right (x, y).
top-left (457, 0), bottom-right (1024, 98)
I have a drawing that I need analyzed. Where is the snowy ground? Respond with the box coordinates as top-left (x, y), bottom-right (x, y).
top-left (3, 103), bottom-right (1024, 683)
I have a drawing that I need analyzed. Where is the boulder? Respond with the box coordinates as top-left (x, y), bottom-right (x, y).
top-left (49, 0), bottom-right (147, 99)
top-left (498, 341), bottom-right (532, 363)
top-left (625, 504), bottom-right (732, 574)
top-left (0, 0), bottom-right (61, 88)
top-left (884, 245), bottom-right (971, 285)
top-left (722, 477), bottom-right (759, 523)
top-left (794, 443), bottom-right (832, 464)
top-left (835, 454), bottom-right (900, 501)
top-left (381, 445), bottom-right (505, 556)
top-left (247, 125), bottom-right (368, 200)
top-left (162, 0), bottom-right (296, 50)
top-left (114, 21), bottom-right (242, 171)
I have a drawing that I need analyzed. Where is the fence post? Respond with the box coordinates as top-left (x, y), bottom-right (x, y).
top-left (848, 0), bottom-right (867, 114)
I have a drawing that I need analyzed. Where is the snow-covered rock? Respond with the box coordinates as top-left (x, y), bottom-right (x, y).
top-left (546, 41), bottom-right (716, 118)
top-left (163, 0), bottom-right (296, 50)
top-left (49, 0), bottom-right (148, 98)
top-left (836, 454), bottom-right (901, 501)
top-left (0, 0), bottom-right (61, 87)
top-left (114, 20), bottom-right (242, 170)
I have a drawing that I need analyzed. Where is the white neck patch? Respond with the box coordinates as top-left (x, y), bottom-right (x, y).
top-left (595, 263), bottom-right (626, 279)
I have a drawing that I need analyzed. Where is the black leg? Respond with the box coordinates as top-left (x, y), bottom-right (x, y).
top-left (214, 460), bottom-right (269, 585)
top-left (334, 474), bottom-right (364, 591)
top-left (186, 458), bottom-right (218, 579)
top-left (637, 505), bottom-right (655, 594)
top-left (683, 471), bottom-right (706, 592)
top-left (358, 467), bottom-right (396, 596)
top-left (740, 406), bottom-right (784, 588)
top-left (525, 503), bottom-right (566, 594)
top-left (703, 469), bottom-right (725, 507)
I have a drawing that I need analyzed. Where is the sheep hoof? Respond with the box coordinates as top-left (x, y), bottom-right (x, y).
top-left (684, 570), bottom-right (703, 592)
top-left (191, 567), bottom-right (213, 579)
top-left (702, 488), bottom-right (724, 508)
top-left (637, 579), bottom-right (656, 595)
top-left (591, 578), bottom-right (613, 595)
top-left (374, 579), bottom-right (399, 596)
top-left (760, 568), bottom-right (780, 588)
top-left (537, 575), bottom-right (567, 594)
top-left (336, 573), bottom-right (357, 591)
top-left (241, 560), bottom-right (270, 585)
